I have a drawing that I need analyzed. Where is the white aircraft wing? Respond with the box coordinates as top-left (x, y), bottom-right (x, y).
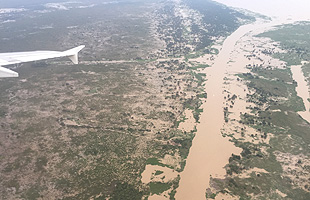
top-left (0, 45), bottom-right (85, 78)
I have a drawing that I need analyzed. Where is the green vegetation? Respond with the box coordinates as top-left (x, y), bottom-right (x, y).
top-left (185, 51), bottom-right (205, 60)
top-left (190, 64), bottom-right (210, 70)
top-left (21, 185), bottom-right (41, 200)
top-left (149, 182), bottom-right (172, 195)
top-left (206, 192), bottom-right (217, 199)
top-left (35, 156), bottom-right (48, 172)
top-left (193, 72), bottom-right (206, 87)
top-left (146, 158), bottom-right (172, 169)
top-left (173, 133), bottom-right (195, 159)
top-left (0, 106), bottom-right (7, 117)
top-left (169, 176), bottom-right (180, 200)
top-left (154, 170), bottom-right (164, 176)
top-left (175, 115), bottom-right (186, 128)
top-left (193, 108), bottom-right (203, 123)
top-left (302, 62), bottom-right (310, 87)
top-left (110, 183), bottom-right (143, 200)
top-left (239, 68), bottom-right (305, 112)
top-left (258, 21), bottom-right (310, 65)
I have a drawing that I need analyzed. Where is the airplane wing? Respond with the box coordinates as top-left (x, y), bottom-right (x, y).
top-left (0, 45), bottom-right (85, 78)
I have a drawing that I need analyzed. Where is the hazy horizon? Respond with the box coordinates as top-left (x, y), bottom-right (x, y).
top-left (2, 0), bottom-right (310, 21)
top-left (214, 0), bottom-right (310, 21)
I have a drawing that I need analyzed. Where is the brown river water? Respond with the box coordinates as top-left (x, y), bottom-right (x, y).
top-left (291, 64), bottom-right (310, 123)
top-left (175, 19), bottom-right (297, 200)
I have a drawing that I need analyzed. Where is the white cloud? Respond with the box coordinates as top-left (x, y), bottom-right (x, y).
top-left (0, 8), bottom-right (26, 14)
top-left (45, 3), bottom-right (69, 10)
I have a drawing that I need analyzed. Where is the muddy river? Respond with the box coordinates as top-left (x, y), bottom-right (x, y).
top-left (175, 20), bottom-right (290, 200)
top-left (291, 64), bottom-right (310, 123)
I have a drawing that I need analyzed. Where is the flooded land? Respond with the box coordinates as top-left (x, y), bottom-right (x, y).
top-left (177, 18), bottom-right (310, 199)
top-left (0, 0), bottom-right (310, 200)
top-left (291, 64), bottom-right (310, 123)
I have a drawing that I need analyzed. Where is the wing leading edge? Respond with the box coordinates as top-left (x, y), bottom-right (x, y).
top-left (0, 45), bottom-right (85, 78)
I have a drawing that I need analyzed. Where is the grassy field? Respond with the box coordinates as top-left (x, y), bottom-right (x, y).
top-left (258, 22), bottom-right (310, 67)
top-left (0, 59), bottom-right (201, 199)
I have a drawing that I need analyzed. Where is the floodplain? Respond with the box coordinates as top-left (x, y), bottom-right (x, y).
top-left (0, 0), bottom-right (309, 200)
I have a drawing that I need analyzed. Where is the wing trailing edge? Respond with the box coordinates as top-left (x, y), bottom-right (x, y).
top-left (0, 66), bottom-right (19, 78)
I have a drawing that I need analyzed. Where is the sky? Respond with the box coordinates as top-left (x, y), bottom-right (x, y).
top-left (0, 0), bottom-right (64, 7)
top-left (214, 0), bottom-right (310, 21)
top-left (1, 0), bottom-right (310, 21)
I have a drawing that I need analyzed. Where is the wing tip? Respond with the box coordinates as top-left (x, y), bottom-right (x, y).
top-left (65, 45), bottom-right (85, 64)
